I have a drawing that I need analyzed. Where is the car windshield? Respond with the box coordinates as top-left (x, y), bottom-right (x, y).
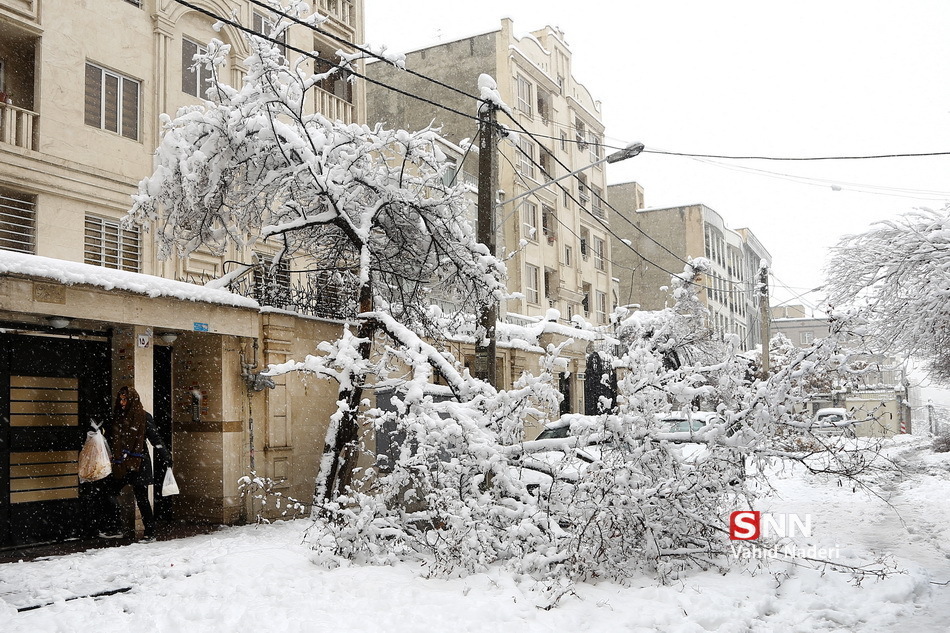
top-left (535, 426), bottom-right (570, 440)
top-left (667, 419), bottom-right (705, 433)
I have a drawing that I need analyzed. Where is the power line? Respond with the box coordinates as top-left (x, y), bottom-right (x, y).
top-left (643, 148), bottom-right (950, 161)
top-left (245, 0), bottom-right (482, 105)
top-left (172, 0), bottom-right (486, 127)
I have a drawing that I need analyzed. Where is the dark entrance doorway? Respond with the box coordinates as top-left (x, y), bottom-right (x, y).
top-left (153, 344), bottom-right (174, 520)
top-left (0, 333), bottom-right (111, 548)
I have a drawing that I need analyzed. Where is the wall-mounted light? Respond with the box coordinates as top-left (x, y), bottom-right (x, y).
top-left (159, 332), bottom-right (179, 344)
top-left (47, 316), bottom-right (71, 329)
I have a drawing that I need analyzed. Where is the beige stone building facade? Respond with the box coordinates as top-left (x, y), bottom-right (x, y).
top-left (0, 0), bottom-right (364, 548)
top-left (607, 184), bottom-right (772, 353)
top-left (366, 19), bottom-right (621, 417)
top-left (770, 306), bottom-right (912, 436)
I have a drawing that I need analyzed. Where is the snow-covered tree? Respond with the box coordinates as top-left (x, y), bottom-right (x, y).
top-left (825, 204), bottom-right (950, 380)
top-left (126, 5), bottom-right (506, 503)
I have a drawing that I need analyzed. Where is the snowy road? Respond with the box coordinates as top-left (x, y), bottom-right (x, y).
top-left (2, 434), bottom-right (949, 632)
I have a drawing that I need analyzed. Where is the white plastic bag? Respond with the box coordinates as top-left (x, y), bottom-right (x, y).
top-left (162, 468), bottom-right (180, 496)
top-left (78, 429), bottom-right (112, 483)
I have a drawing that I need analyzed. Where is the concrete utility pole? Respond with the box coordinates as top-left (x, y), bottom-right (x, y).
top-left (759, 264), bottom-right (770, 378)
top-left (475, 100), bottom-right (498, 386)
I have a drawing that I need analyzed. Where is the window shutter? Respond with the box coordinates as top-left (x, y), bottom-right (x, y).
top-left (121, 77), bottom-right (139, 140)
top-left (84, 64), bottom-right (101, 128)
top-left (103, 74), bottom-right (119, 133)
top-left (182, 39), bottom-right (197, 95)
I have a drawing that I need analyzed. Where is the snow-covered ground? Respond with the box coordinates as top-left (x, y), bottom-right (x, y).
top-left (2, 434), bottom-right (949, 632)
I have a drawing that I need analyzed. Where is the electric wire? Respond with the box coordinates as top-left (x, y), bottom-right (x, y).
top-left (172, 0), bottom-right (485, 126)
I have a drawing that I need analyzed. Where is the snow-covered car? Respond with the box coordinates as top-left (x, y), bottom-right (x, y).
top-left (661, 411), bottom-right (725, 439)
top-left (810, 407), bottom-right (856, 435)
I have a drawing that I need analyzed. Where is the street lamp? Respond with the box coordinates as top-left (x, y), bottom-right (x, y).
top-left (495, 142), bottom-right (645, 210)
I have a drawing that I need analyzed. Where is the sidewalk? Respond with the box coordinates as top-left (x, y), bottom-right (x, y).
top-left (0, 520), bottom-right (219, 565)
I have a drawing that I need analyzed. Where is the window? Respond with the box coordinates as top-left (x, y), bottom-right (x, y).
top-left (253, 254), bottom-right (291, 308)
top-left (253, 11), bottom-right (287, 57)
top-left (537, 91), bottom-right (550, 123)
top-left (124, 0), bottom-right (142, 6)
top-left (517, 137), bottom-right (536, 178)
top-left (801, 331), bottom-right (814, 345)
top-left (84, 215), bottom-right (140, 272)
top-left (580, 228), bottom-right (590, 259)
top-left (0, 191), bottom-right (35, 254)
top-left (557, 74), bottom-right (564, 95)
top-left (564, 245), bottom-right (572, 267)
top-left (516, 75), bottom-right (533, 116)
top-left (544, 268), bottom-right (556, 298)
top-left (539, 150), bottom-right (553, 182)
top-left (84, 63), bottom-right (140, 140)
top-left (593, 237), bottom-right (606, 271)
top-left (589, 133), bottom-right (603, 162)
top-left (313, 41), bottom-right (353, 103)
top-left (559, 131), bottom-right (568, 152)
top-left (596, 291), bottom-right (607, 324)
top-left (578, 174), bottom-right (590, 209)
top-left (575, 116), bottom-right (587, 151)
top-left (541, 205), bottom-right (556, 240)
top-left (582, 282), bottom-right (591, 314)
top-left (591, 185), bottom-right (604, 218)
top-left (522, 201), bottom-right (538, 240)
top-left (182, 39), bottom-right (212, 98)
top-left (525, 264), bottom-right (540, 304)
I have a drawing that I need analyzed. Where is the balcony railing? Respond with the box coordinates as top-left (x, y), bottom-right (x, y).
top-left (313, 87), bottom-right (354, 124)
top-left (317, 0), bottom-right (355, 29)
top-left (0, 102), bottom-right (38, 151)
top-left (180, 266), bottom-right (358, 320)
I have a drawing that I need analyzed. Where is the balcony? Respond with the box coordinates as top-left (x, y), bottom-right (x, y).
top-left (313, 86), bottom-right (354, 124)
top-left (0, 15), bottom-right (38, 150)
top-left (316, 0), bottom-right (356, 30)
top-left (0, 101), bottom-right (37, 150)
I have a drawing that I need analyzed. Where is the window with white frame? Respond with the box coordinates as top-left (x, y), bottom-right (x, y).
top-left (522, 201), bottom-right (538, 240)
top-left (182, 38), bottom-right (212, 97)
top-left (84, 214), bottom-right (140, 272)
top-left (541, 205), bottom-right (556, 239)
top-left (525, 264), bottom-right (540, 304)
top-left (593, 236), bottom-right (606, 271)
top-left (253, 11), bottom-right (287, 57)
top-left (564, 244), bottom-right (572, 267)
top-left (595, 291), bottom-right (607, 324)
top-left (537, 90), bottom-right (550, 123)
top-left (577, 174), bottom-right (590, 208)
top-left (517, 137), bottom-right (536, 178)
top-left (516, 75), bottom-right (533, 116)
top-left (84, 63), bottom-right (140, 140)
top-left (575, 116), bottom-right (587, 151)
top-left (591, 184), bottom-right (604, 218)
top-left (801, 331), bottom-right (814, 345)
top-left (0, 191), bottom-right (36, 254)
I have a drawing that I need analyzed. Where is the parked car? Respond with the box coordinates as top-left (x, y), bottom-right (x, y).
top-left (661, 411), bottom-right (725, 438)
top-left (810, 407), bottom-right (856, 435)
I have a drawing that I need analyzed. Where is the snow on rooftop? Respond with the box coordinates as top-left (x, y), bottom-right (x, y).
top-left (0, 251), bottom-right (259, 310)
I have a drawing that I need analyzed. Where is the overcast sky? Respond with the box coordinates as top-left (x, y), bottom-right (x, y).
top-left (364, 0), bottom-right (950, 309)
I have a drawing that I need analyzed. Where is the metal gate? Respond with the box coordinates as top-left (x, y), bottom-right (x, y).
top-left (0, 333), bottom-right (111, 548)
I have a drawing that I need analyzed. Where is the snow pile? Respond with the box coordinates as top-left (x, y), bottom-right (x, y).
top-left (2, 435), bottom-right (949, 632)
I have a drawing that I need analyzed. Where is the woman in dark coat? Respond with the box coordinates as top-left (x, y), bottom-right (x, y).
top-left (99, 386), bottom-right (171, 542)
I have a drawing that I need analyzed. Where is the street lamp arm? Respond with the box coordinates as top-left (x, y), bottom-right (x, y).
top-left (495, 141), bottom-right (644, 209)
top-left (607, 142), bottom-right (645, 163)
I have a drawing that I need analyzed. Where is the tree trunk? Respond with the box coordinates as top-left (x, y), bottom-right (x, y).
top-left (318, 282), bottom-right (375, 507)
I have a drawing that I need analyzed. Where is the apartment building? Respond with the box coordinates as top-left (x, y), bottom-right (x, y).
top-left (770, 305), bottom-right (912, 436)
top-left (608, 183), bottom-right (772, 352)
top-left (366, 19), bottom-right (617, 328)
top-left (0, 0), bottom-right (363, 548)
top-left (365, 19), bottom-right (620, 415)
